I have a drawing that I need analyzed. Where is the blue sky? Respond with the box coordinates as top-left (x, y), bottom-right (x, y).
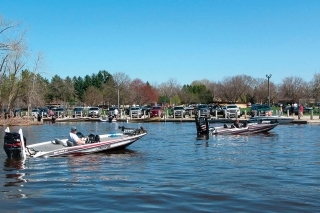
top-left (2, 0), bottom-right (320, 85)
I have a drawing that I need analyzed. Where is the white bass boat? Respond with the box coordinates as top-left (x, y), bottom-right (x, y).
top-left (3, 126), bottom-right (147, 158)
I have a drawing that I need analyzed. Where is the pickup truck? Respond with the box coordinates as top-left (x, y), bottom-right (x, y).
top-left (88, 107), bottom-right (100, 118)
top-left (173, 106), bottom-right (186, 118)
top-left (150, 106), bottom-right (164, 118)
top-left (130, 106), bottom-right (143, 118)
top-left (223, 104), bottom-right (241, 118)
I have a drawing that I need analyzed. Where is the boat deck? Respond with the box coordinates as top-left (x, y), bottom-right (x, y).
top-left (27, 134), bottom-right (127, 152)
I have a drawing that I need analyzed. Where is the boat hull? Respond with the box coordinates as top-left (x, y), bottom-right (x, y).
top-left (27, 132), bottom-right (146, 158)
top-left (210, 123), bottom-right (278, 135)
top-left (3, 126), bottom-right (147, 158)
top-left (248, 116), bottom-right (294, 124)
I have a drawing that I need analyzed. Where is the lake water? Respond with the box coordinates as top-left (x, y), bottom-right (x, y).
top-left (0, 121), bottom-right (319, 212)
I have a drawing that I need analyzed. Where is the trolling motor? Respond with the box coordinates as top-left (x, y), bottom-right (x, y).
top-left (3, 132), bottom-right (26, 158)
top-left (195, 113), bottom-right (209, 140)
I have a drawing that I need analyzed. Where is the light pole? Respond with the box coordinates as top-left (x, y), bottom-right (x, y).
top-left (117, 88), bottom-right (120, 109)
top-left (266, 74), bottom-right (272, 107)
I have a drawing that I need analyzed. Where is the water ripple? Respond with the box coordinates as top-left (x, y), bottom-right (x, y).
top-left (0, 122), bottom-right (319, 212)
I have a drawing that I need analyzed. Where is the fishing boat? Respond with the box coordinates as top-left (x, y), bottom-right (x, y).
top-left (99, 115), bottom-right (117, 123)
top-left (248, 115), bottom-right (294, 124)
top-left (210, 122), bottom-right (278, 135)
top-left (195, 114), bottom-right (278, 138)
top-left (3, 126), bottom-right (147, 158)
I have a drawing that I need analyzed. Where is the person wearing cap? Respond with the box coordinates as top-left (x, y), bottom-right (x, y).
top-left (68, 126), bottom-right (85, 146)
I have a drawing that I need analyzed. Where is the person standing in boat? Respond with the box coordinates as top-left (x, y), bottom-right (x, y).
top-left (69, 126), bottom-right (86, 146)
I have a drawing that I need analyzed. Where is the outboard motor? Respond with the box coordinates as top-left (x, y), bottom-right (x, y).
top-left (195, 113), bottom-right (209, 140)
top-left (3, 132), bottom-right (26, 158)
top-left (87, 133), bottom-right (100, 143)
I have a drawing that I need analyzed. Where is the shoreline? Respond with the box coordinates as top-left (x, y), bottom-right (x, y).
top-left (1, 114), bottom-right (319, 126)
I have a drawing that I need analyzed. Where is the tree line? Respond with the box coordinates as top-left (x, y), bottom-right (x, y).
top-left (1, 15), bottom-right (320, 117)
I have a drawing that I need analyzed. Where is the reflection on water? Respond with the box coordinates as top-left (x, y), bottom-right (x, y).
top-left (4, 158), bottom-right (25, 170)
top-left (2, 158), bottom-right (27, 200)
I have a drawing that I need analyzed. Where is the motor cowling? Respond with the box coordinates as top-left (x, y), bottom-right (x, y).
top-left (87, 134), bottom-right (100, 143)
top-left (3, 132), bottom-right (26, 158)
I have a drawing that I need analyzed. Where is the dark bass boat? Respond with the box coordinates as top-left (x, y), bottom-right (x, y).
top-left (3, 126), bottom-right (147, 158)
top-left (248, 115), bottom-right (294, 124)
top-left (195, 114), bottom-right (278, 138)
top-left (210, 122), bottom-right (278, 135)
top-left (99, 115), bottom-right (117, 123)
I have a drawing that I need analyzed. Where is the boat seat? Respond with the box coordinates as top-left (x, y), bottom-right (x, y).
top-left (55, 138), bottom-right (68, 147)
top-left (67, 141), bottom-right (74, 147)
top-left (52, 139), bottom-right (60, 144)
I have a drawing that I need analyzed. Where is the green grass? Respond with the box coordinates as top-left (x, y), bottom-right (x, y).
top-left (241, 107), bottom-right (320, 116)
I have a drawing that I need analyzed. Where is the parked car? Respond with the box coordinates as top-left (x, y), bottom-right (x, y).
top-left (88, 107), bottom-right (100, 118)
top-left (73, 107), bottom-right (84, 117)
top-left (173, 106), bottom-right (186, 118)
top-left (150, 106), bottom-right (164, 118)
top-left (303, 106), bottom-right (313, 113)
top-left (144, 105), bottom-right (152, 115)
top-left (13, 108), bottom-right (28, 117)
top-left (130, 106), bottom-right (143, 118)
top-left (196, 104), bottom-right (211, 118)
top-left (184, 106), bottom-right (194, 117)
top-left (108, 107), bottom-right (119, 117)
top-left (250, 104), bottom-right (272, 117)
top-left (223, 104), bottom-right (241, 118)
top-left (39, 107), bottom-right (49, 117)
top-left (53, 107), bottom-right (67, 118)
top-left (209, 104), bottom-right (224, 117)
top-left (1, 108), bottom-right (8, 118)
top-left (31, 109), bottom-right (40, 117)
top-left (284, 105), bottom-right (313, 115)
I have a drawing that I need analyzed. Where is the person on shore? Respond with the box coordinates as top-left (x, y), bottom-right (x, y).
top-left (114, 108), bottom-right (119, 118)
top-left (279, 105), bottom-right (283, 116)
top-left (51, 114), bottom-right (56, 123)
top-left (37, 113), bottom-right (42, 122)
top-left (68, 126), bottom-right (86, 146)
top-left (299, 105), bottom-right (304, 117)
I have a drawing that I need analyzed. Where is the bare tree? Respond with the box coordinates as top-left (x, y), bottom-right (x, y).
top-left (277, 76), bottom-right (308, 104)
top-left (216, 75), bottom-right (255, 103)
top-left (83, 86), bottom-right (103, 106)
top-left (25, 53), bottom-right (47, 111)
top-left (157, 78), bottom-right (181, 105)
top-left (309, 72), bottom-right (320, 102)
top-left (0, 15), bottom-right (45, 118)
top-left (111, 72), bottom-right (131, 107)
top-left (0, 40), bottom-right (28, 114)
